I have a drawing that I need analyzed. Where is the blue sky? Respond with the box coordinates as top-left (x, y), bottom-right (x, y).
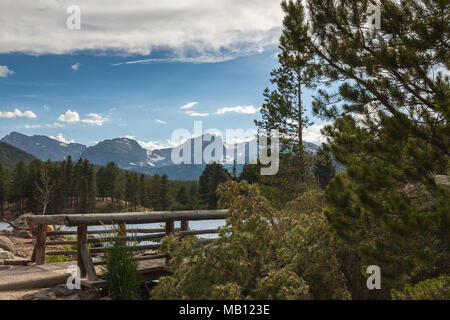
top-left (0, 0), bottom-right (326, 149)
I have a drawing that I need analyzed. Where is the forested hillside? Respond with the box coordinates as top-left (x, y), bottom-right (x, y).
top-left (0, 142), bottom-right (35, 170)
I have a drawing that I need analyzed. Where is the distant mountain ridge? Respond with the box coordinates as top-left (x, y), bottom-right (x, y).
top-left (1, 132), bottom-right (321, 180)
top-left (2, 132), bottom-right (86, 162)
top-left (0, 141), bottom-right (35, 170)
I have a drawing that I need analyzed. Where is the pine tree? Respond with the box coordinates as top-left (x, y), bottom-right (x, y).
top-left (281, 0), bottom-right (449, 292)
top-left (10, 160), bottom-right (27, 216)
top-left (0, 163), bottom-right (7, 217)
top-left (254, 3), bottom-right (315, 182)
top-left (159, 174), bottom-right (170, 210)
top-left (199, 162), bottom-right (231, 209)
top-left (175, 185), bottom-right (188, 207)
top-left (313, 146), bottom-right (336, 189)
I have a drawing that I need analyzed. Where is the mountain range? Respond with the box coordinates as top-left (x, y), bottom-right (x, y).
top-left (1, 132), bottom-right (321, 180)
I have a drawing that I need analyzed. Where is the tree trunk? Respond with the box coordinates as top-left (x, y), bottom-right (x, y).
top-left (297, 74), bottom-right (305, 182)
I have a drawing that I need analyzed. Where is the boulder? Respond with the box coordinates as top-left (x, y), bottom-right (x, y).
top-left (13, 213), bottom-right (35, 229)
top-left (0, 229), bottom-right (12, 237)
top-left (20, 289), bottom-right (57, 300)
top-left (0, 249), bottom-right (14, 260)
top-left (12, 229), bottom-right (33, 239)
top-left (0, 236), bottom-right (14, 253)
top-left (51, 284), bottom-right (79, 297)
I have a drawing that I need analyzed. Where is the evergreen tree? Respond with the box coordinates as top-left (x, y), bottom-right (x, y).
top-left (198, 162), bottom-right (231, 209)
top-left (159, 174), bottom-right (170, 210)
top-left (0, 163), bottom-right (7, 217)
top-left (175, 185), bottom-right (188, 207)
top-left (239, 163), bottom-right (261, 184)
top-left (254, 4), bottom-right (315, 182)
top-left (281, 0), bottom-right (449, 292)
top-left (313, 146), bottom-right (336, 189)
top-left (9, 160), bottom-right (27, 216)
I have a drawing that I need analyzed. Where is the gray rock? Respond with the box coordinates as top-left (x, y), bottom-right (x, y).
top-left (0, 236), bottom-right (14, 253)
top-left (20, 289), bottom-right (57, 300)
top-left (12, 229), bottom-right (32, 239)
top-left (0, 249), bottom-right (14, 260)
top-left (0, 229), bottom-right (12, 237)
top-left (0, 265), bottom-right (13, 271)
top-left (13, 213), bottom-right (35, 229)
top-left (51, 284), bottom-right (79, 297)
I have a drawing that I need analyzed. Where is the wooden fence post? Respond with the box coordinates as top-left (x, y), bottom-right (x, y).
top-left (77, 224), bottom-right (98, 281)
top-left (181, 219), bottom-right (189, 232)
top-left (165, 219), bottom-right (174, 265)
top-left (32, 224), bottom-right (47, 265)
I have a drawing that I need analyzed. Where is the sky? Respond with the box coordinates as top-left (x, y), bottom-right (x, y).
top-left (0, 0), bottom-right (327, 149)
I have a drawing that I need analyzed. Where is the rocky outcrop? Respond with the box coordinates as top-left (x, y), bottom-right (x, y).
top-left (0, 249), bottom-right (14, 260)
top-left (0, 236), bottom-right (14, 253)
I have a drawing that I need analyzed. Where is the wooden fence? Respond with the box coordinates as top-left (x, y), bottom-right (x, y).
top-left (26, 210), bottom-right (227, 282)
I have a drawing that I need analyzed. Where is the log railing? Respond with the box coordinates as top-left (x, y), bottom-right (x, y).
top-left (26, 210), bottom-right (227, 281)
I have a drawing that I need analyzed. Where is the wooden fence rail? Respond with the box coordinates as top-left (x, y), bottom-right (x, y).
top-left (26, 210), bottom-right (227, 282)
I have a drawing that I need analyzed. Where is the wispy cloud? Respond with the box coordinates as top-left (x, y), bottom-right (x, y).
top-left (180, 102), bottom-right (198, 110)
top-left (0, 65), bottom-right (14, 77)
top-left (0, 108), bottom-right (36, 118)
top-left (24, 124), bottom-right (41, 129)
top-left (216, 105), bottom-right (259, 115)
top-left (46, 122), bottom-right (64, 128)
top-left (185, 110), bottom-right (210, 117)
top-left (155, 119), bottom-right (167, 125)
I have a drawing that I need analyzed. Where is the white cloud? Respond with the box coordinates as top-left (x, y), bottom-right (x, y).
top-left (155, 119), bottom-right (166, 125)
top-left (71, 63), bottom-right (80, 71)
top-left (24, 124), bottom-right (41, 129)
top-left (50, 133), bottom-right (75, 144)
top-left (58, 110), bottom-right (80, 122)
top-left (57, 110), bottom-right (107, 126)
top-left (215, 105), bottom-right (259, 115)
top-left (81, 113), bottom-right (107, 126)
top-left (303, 123), bottom-right (330, 145)
top-left (0, 1), bottom-right (282, 62)
top-left (43, 105), bottom-right (50, 111)
top-left (185, 110), bottom-right (210, 117)
top-left (0, 65), bottom-right (14, 77)
top-left (180, 102), bottom-right (198, 110)
top-left (0, 108), bottom-right (36, 118)
top-left (46, 122), bottom-right (64, 128)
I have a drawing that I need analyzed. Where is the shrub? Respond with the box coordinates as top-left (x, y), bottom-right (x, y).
top-left (391, 276), bottom-right (450, 300)
top-left (100, 229), bottom-right (142, 300)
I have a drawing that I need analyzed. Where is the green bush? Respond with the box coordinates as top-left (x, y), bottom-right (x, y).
top-left (391, 276), bottom-right (450, 300)
top-left (100, 230), bottom-right (142, 300)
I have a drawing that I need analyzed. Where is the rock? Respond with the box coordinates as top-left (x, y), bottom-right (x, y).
top-left (100, 296), bottom-right (112, 300)
top-left (435, 175), bottom-right (450, 191)
top-left (0, 249), bottom-right (14, 260)
top-left (13, 213), bottom-right (35, 229)
top-left (0, 229), bottom-right (12, 237)
top-left (20, 289), bottom-right (57, 300)
top-left (14, 250), bottom-right (29, 258)
top-left (0, 265), bottom-right (13, 271)
top-left (51, 284), bottom-right (79, 297)
top-left (12, 229), bottom-right (32, 239)
top-left (0, 236), bottom-right (14, 253)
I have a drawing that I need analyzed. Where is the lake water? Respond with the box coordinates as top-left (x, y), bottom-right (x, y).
top-left (0, 220), bottom-right (226, 239)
